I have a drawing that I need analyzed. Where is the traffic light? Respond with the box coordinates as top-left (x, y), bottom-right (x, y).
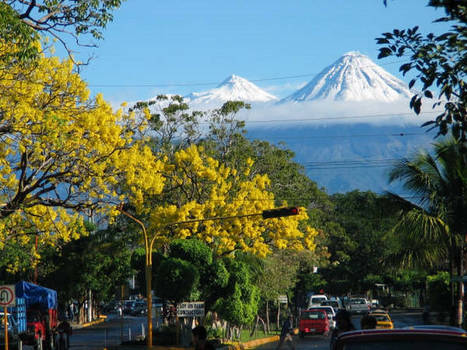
top-left (262, 207), bottom-right (299, 219)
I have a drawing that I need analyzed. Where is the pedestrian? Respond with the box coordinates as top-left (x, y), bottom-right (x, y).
top-left (192, 325), bottom-right (215, 350)
top-left (330, 310), bottom-right (355, 350)
top-left (360, 314), bottom-right (377, 329)
top-left (276, 315), bottom-right (295, 350)
top-left (57, 318), bottom-right (73, 350)
top-left (67, 302), bottom-right (74, 322)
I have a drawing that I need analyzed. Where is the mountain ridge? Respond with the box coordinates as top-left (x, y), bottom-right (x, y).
top-left (281, 51), bottom-right (411, 103)
top-left (185, 74), bottom-right (278, 108)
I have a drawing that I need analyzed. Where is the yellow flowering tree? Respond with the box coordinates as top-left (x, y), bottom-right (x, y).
top-left (0, 42), bottom-right (165, 257)
top-left (135, 144), bottom-right (318, 258)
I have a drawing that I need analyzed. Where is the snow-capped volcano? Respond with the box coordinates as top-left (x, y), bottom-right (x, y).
top-left (186, 74), bottom-right (278, 108)
top-left (282, 51), bottom-right (411, 103)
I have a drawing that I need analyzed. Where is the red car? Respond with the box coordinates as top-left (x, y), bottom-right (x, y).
top-left (299, 309), bottom-right (330, 337)
top-left (333, 327), bottom-right (467, 350)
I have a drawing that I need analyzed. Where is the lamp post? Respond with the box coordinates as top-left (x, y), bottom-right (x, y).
top-left (117, 205), bottom-right (157, 349)
top-left (116, 205), bottom-right (299, 348)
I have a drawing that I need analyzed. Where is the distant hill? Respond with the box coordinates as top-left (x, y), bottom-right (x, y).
top-left (246, 123), bottom-right (435, 194)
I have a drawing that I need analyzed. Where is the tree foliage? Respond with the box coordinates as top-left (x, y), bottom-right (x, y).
top-left (0, 42), bottom-right (164, 259)
top-left (214, 258), bottom-right (259, 327)
top-left (387, 138), bottom-right (467, 269)
top-left (42, 224), bottom-right (133, 309)
top-left (320, 191), bottom-right (400, 294)
top-left (378, 0), bottom-right (466, 140)
top-left (0, 0), bottom-right (124, 63)
top-left (132, 144), bottom-right (318, 258)
top-left (154, 257), bottom-right (200, 303)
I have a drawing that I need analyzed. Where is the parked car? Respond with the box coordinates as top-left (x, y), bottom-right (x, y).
top-left (130, 300), bottom-right (147, 316)
top-left (299, 309), bottom-right (330, 337)
top-left (309, 306), bottom-right (336, 328)
top-left (346, 298), bottom-right (370, 314)
top-left (0, 312), bottom-right (19, 349)
top-left (321, 299), bottom-right (344, 313)
top-left (368, 310), bottom-right (394, 329)
top-left (333, 328), bottom-right (467, 350)
top-left (308, 294), bottom-right (328, 308)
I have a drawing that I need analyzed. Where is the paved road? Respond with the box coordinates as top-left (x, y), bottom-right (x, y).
top-left (254, 312), bottom-right (423, 350)
top-left (70, 314), bottom-right (148, 349)
top-left (16, 311), bottom-right (422, 349)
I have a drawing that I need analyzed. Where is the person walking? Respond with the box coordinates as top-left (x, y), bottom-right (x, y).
top-left (330, 310), bottom-right (355, 350)
top-left (276, 315), bottom-right (296, 350)
top-left (57, 319), bottom-right (73, 350)
top-left (192, 325), bottom-right (215, 350)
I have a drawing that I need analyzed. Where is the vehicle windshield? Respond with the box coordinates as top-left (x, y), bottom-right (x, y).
top-left (372, 314), bottom-right (390, 322)
top-left (322, 301), bottom-right (338, 307)
top-left (301, 312), bottom-right (325, 320)
top-left (343, 340), bottom-right (465, 350)
top-left (312, 297), bottom-right (327, 304)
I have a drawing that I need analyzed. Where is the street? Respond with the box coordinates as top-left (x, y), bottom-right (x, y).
top-left (254, 311), bottom-right (424, 350)
top-left (52, 310), bottom-right (424, 349)
top-left (69, 315), bottom-right (147, 350)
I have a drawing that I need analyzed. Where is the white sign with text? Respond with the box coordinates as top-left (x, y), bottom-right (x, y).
top-left (177, 301), bottom-right (205, 317)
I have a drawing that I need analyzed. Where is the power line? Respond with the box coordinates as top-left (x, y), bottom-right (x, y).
top-left (87, 60), bottom-right (407, 88)
top-left (246, 132), bottom-right (426, 140)
top-left (238, 111), bottom-right (439, 124)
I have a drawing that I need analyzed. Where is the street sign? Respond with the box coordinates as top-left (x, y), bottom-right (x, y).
top-left (177, 301), bottom-right (205, 317)
top-left (0, 285), bottom-right (15, 307)
top-left (278, 295), bottom-right (288, 303)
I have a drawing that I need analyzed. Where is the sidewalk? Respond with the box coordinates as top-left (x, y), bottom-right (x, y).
top-left (70, 315), bottom-right (107, 330)
top-left (107, 335), bottom-right (280, 350)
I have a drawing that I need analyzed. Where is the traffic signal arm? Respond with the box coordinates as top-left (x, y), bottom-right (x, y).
top-left (262, 207), bottom-right (299, 219)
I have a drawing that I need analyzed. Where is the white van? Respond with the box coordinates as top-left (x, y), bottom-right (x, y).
top-left (308, 294), bottom-right (328, 308)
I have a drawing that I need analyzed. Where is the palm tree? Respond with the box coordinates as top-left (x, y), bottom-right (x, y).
top-left (387, 138), bottom-right (467, 326)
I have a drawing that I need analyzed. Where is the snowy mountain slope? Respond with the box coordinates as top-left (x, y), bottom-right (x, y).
top-left (282, 51), bottom-right (412, 103)
top-left (185, 74), bottom-right (278, 108)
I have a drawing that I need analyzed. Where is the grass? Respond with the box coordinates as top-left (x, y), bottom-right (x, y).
top-left (223, 328), bottom-right (279, 343)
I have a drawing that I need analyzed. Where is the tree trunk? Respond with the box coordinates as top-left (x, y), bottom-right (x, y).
top-left (457, 242), bottom-right (464, 327)
top-left (266, 301), bottom-right (270, 334)
top-left (276, 301), bottom-right (280, 331)
top-left (87, 289), bottom-right (92, 323)
top-left (259, 316), bottom-right (267, 334)
top-left (450, 236), bottom-right (456, 325)
top-left (250, 315), bottom-right (259, 337)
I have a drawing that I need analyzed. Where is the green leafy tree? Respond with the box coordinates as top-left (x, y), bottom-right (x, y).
top-left (154, 257), bottom-right (200, 303)
top-left (378, 0), bottom-right (466, 140)
top-left (387, 138), bottom-right (467, 326)
top-left (214, 258), bottom-right (260, 328)
top-left (1, 0), bottom-right (125, 63)
top-left (129, 95), bottom-right (205, 155)
top-left (42, 225), bottom-right (133, 322)
top-left (427, 271), bottom-right (451, 312)
top-left (320, 191), bottom-right (400, 295)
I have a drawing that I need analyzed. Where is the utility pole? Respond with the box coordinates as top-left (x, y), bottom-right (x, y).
top-left (117, 205), bottom-right (299, 349)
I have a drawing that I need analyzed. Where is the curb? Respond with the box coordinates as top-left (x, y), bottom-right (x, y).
top-left (220, 335), bottom-right (280, 350)
top-left (73, 315), bottom-right (107, 329)
top-left (110, 335), bottom-right (280, 350)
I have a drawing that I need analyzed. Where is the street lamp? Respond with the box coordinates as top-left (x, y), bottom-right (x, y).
top-left (117, 204), bottom-right (157, 349)
top-left (116, 204), bottom-right (300, 348)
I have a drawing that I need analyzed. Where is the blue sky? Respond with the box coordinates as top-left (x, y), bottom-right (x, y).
top-left (77, 0), bottom-right (449, 105)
